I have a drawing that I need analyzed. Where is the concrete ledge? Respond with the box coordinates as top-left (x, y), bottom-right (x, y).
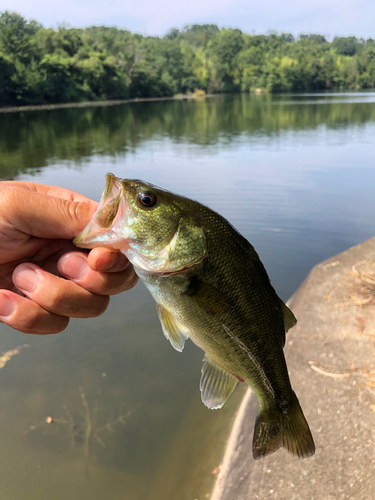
top-left (211, 237), bottom-right (375, 500)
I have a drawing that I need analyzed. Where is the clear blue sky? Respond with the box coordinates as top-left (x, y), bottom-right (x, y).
top-left (3, 0), bottom-right (375, 39)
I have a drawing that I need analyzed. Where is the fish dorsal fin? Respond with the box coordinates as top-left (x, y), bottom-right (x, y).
top-left (156, 304), bottom-right (188, 352)
top-left (279, 299), bottom-right (297, 333)
top-left (200, 357), bottom-right (238, 409)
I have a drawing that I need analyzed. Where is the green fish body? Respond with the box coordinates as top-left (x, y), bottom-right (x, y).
top-left (74, 173), bottom-right (315, 460)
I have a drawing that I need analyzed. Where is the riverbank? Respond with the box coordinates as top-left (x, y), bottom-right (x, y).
top-left (211, 237), bottom-right (375, 500)
top-left (0, 93), bottom-right (211, 114)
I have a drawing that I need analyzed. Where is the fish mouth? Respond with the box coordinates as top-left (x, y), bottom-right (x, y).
top-left (74, 173), bottom-right (131, 250)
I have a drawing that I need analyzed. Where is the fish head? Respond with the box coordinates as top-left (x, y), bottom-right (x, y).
top-left (74, 174), bottom-right (207, 274)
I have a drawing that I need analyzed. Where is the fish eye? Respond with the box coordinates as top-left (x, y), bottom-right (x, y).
top-left (138, 192), bottom-right (157, 208)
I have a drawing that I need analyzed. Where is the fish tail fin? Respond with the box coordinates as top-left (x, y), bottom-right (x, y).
top-left (252, 392), bottom-right (315, 460)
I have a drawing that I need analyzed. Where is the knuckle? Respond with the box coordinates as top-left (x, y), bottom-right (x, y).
top-left (68, 200), bottom-right (92, 226)
top-left (91, 296), bottom-right (110, 317)
top-left (91, 274), bottom-right (114, 295)
top-left (124, 270), bottom-right (139, 290)
top-left (48, 286), bottom-right (66, 310)
top-left (49, 317), bottom-right (70, 334)
top-left (21, 313), bottom-right (41, 333)
top-left (20, 309), bottom-right (67, 334)
top-left (42, 280), bottom-right (108, 318)
top-left (68, 200), bottom-right (81, 223)
top-left (0, 186), bottom-right (19, 213)
top-left (98, 267), bottom-right (139, 296)
top-left (114, 268), bottom-right (139, 294)
top-left (95, 282), bottom-right (111, 295)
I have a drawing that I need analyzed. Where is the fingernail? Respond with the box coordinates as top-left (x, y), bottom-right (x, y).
top-left (13, 265), bottom-right (39, 293)
top-left (0, 295), bottom-right (14, 317)
top-left (60, 253), bottom-right (88, 280)
top-left (97, 252), bottom-right (129, 272)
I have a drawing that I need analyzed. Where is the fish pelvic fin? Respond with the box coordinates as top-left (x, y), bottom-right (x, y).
top-left (200, 357), bottom-right (238, 409)
top-left (252, 392), bottom-right (315, 460)
top-left (156, 304), bottom-right (188, 352)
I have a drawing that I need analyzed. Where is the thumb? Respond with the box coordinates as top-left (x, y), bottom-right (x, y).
top-left (1, 184), bottom-right (97, 240)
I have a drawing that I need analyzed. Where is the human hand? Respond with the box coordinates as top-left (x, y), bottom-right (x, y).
top-left (0, 181), bottom-right (138, 334)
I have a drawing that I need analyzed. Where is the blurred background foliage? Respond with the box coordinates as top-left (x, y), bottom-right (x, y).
top-left (1, 11), bottom-right (375, 106)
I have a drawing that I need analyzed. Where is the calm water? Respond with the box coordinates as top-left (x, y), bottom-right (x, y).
top-left (0, 93), bottom-right (374, 500)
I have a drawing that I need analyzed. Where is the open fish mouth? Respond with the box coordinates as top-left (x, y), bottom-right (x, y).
top-left (74, 173), bottom-right (131, 250)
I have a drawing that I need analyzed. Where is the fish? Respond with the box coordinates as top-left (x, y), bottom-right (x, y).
top-left (74, 173), bottom-right (315, 460)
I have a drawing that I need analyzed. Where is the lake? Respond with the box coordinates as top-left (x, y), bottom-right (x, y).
top-left (0, 92), bottom-right (374, 500)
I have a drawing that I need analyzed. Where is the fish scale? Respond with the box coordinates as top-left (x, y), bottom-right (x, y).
top-left (74, 173), bottom-right (315, 460)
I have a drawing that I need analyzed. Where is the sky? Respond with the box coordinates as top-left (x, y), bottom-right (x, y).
top-left (2, 0), bottom-right (375, 39)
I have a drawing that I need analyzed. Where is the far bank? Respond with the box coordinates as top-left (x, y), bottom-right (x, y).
top-left (0, 92), bottom-right (211, 114)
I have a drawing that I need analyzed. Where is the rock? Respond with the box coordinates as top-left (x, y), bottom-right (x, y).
top-left (211, 237), bottom-right (375, 500)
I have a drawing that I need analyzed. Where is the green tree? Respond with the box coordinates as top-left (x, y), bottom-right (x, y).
top-left (332, 36), bottom-right (360, 56)
top-left (0, 11), bottom-right (40, 61)
top-left (0, 11), bottom-right (374, 107)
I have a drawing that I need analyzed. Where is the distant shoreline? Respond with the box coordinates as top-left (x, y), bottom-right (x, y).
top-left (0, 94), bottom-right (212, 114)
top-left (2, 89), bottom-right (373, 114)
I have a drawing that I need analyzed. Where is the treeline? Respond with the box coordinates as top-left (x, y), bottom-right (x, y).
top-left (1, 11), bottom-right (375, 107)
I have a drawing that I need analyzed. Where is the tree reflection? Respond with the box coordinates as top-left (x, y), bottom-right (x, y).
top-left (1, 93), bottom-right (375, 180)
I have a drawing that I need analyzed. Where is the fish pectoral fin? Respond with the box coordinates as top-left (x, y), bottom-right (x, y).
top-left (279, 299), bottom-right (297, 333)
top-left (200, 357), bottom-right (238, 409)
top-left (185, 279), bottom-right (234, 317)
top-left (156, 304), bottom-right (188, 352)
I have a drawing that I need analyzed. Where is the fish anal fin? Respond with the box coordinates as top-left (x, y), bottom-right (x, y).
top-left (200, 357), bottom-right (238, 409)
top-left (156, 304), bottom-right (188, 352)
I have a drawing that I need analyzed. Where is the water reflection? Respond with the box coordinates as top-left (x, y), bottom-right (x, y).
top-left (1, 93), bottom-right (375, 179)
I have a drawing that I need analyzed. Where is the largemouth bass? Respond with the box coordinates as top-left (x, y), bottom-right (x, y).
top-left (74, 173), bottom-right (315, 460)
